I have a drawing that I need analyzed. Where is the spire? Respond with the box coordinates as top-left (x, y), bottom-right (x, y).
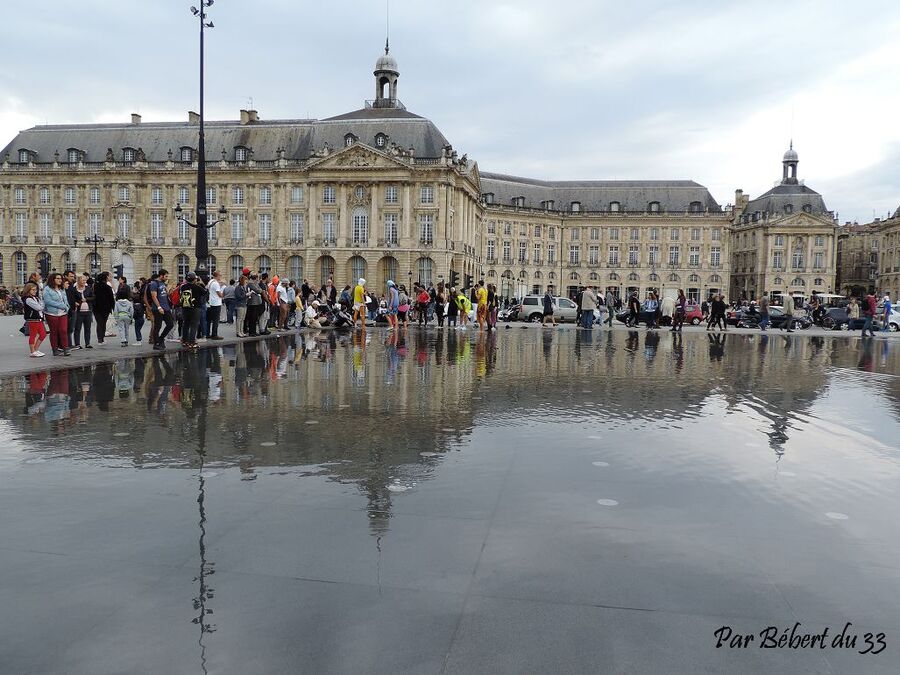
top-left (782, 141), bottom-right (799, 185)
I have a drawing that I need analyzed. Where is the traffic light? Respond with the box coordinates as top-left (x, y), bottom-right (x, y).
top-left (449, 270), bottom-right (459, 288)
top-left (114, 264), bottom-right (125, 280)
top-left (38, 257), bottom-right (50, 279)
top-left (465, 274), bottom-right (472, 289)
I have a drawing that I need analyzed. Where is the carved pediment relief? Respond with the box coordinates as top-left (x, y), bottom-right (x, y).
top-left (310, 144), bottom-right (407, 171)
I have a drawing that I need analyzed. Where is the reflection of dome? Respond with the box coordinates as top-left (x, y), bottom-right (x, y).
top-left (783, 147), bottom-right (798, 162)
top-left (375, 51), bottom-right (398, 73)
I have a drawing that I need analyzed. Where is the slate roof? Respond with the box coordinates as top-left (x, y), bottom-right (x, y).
top-left (1, 108), bottom-right (451, 162)
top-left (480, 172), bottom-right (723, 213)
top-left (742, 183), bottom-right (830, 218)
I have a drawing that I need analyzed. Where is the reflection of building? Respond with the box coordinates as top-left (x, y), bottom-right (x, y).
top-left (875, 208), bottom-right (900, 299)
top-left (730, 145), bottom-right (839, 302)
top-left (836, 221), bottom-right (880, 295)
top-left (479, 175), bottom-right (730, 302)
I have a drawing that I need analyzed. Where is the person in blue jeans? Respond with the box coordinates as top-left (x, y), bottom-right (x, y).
top-left (881, 294), bottom-right (892, 333)
top-left (861, 293), bottom-right (877, 337)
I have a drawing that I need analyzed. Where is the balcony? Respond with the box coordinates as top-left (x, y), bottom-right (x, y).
top-left (230, 238), bottom-right (244, 248)
top-left (35, 236), bottom-right (53, 245)
top-left (10, 235), bottom-right (28, 244)
top-left (146, 237), bottom-right (165, 246)
top-left (419, 238), bottom-right (434, 247)
top-left (172, 238), bottom-right (191, 247)
top-left (351, 239), bottom-right (369, 247)
top-left (289, 238), bottom-right (305, 246)
top-left (207, 238), bottom-right (219, 247)
top-left (485, 257), bottom-right (497, 265)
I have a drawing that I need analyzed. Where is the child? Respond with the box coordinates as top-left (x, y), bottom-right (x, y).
top-left (114, 288), bottom-right (134, 347)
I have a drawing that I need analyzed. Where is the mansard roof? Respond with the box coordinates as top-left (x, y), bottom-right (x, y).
top-left (479, 172), bottom-right (723, 213)
top-left (743, 183), bottom-right (830, 218)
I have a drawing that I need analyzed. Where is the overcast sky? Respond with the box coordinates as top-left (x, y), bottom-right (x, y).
top-left (2, 0), bottom-right (898, 223)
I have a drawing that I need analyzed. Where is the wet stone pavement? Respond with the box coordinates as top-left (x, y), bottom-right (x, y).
top-left (1, 328), bottom-right (899, 674)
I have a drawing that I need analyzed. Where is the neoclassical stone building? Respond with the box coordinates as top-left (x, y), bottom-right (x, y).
top-left (876, 207), bottom-right (900, 300)
top-left (729, 146), bottom-right (839, 302)
top-left (836, 221), bottom-right (880, 295)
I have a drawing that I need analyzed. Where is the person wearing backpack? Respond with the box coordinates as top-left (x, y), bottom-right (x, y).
top-left (179, 272), bottom-right (206, 348)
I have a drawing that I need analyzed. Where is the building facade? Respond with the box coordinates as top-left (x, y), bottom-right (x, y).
top-left (836, 221), bottom-right (880, 295)
top-left (877, 208), bottom-right (900, 300)
top-left (729, 146), bottom-right (839, 302)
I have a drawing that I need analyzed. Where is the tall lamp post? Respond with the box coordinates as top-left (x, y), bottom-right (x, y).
top-left (84, 233), bottom-right (105, 277)
top-left (175, 0), bottom-right (226, 280)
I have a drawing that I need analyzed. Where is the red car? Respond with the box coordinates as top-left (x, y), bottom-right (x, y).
top-left (684, 304), bottom-right (703, 325)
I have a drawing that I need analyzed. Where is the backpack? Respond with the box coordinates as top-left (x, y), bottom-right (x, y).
top-left (179, 286), bottom-right (197, 308)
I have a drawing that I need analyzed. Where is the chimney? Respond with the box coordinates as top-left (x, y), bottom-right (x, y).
top-left (131, 113), bottom-right (142, 125)
top-left (188, 111), bottom-right (200, 124)
top-left (240, 109), bottom-right (250, 125)
top-left (247, 109), bottom-right (259, 123)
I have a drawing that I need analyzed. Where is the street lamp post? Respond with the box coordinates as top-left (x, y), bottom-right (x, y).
top-left (176, 0), bottom-right (226, 280)
top-left (84, 233), bottom-right (105, 277)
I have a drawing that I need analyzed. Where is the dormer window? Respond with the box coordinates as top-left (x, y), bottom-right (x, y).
top-left (571, 201), bottom-right (581, 212)
top-left (609, 201), bottom-right (620, 212)
top-left (123, 148), bottom-right (135, 163)
top-left (180, 147), bottom-right (193, 163)
top-left (483, 193), bottom-right (495, 205)
top-left (784, 204), bottom-right (793, 214)
top-left (648, 201), bottom-right (660, 213)
top-left (67, 148), bottom-right (81, 164)
top-left (689, 201), bottom-right (703, 213)
top-left (344, 133), bottom-right (357, 147)
top-left (512, 196), bottom-right (525, 207)
top-left (375, 133), bottom-right (387, 148)
top-left (234, 146), bottom-right (248, 162)
top-left (802, 204), bottom-right (812, 213)
top-left (18, 149), bottom-right (31, 163)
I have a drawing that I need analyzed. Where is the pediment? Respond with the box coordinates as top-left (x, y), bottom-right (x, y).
top-left (308, 144), bottom-right (409, 171)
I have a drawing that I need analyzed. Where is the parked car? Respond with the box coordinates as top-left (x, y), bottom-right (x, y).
top-left (821, 307), bottom-right (867, 331)
top-left (615, 309), bottom-right (657, 327)
top-left (740, 306), bottom-right (811, 330)
top-left (519, 295), bottom-right (578, 322)
top-left (684, 304), bottom-right (703, 325)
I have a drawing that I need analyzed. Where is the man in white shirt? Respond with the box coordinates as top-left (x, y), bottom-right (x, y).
top-left (277, 280), bottom-right (291, 330)
top-left (206, 270), bottom-right (224, 340)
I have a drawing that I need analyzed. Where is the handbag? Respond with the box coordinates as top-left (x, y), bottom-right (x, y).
top-left (19, 322), bottom-right (29, 336)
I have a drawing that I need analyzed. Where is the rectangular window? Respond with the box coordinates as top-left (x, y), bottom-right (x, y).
top-left (258, 213), bottom-right (272, 242)
top-left (520, 224), bottom-right (527, 236)
top-left (568, 244), bottom-right (580, 264)
top-left (711, 228), bottom-right (721, 241)
top-left (534, 224), bottom-right (541, 238)
top-left (178, 219), bottom-right (189, 240)
top-left (691, 227), bottom-right (701, 241)
top-left (384, 185), bottom-right (398, 204)
top-left (772, 250), bottom-right (782, 269)
top-left (39, 187), bottom-right (50, 205)
top-left (118, 212), bottom-right (131, 239)
top-left (519, 241), bottom-right (527, 262)
top-left (589, 227), bottom-right (599, 241)
top-left (290, 213), bottom-right (305, 242)
top-left (151, 187), bottom-right (163, 205)
top-left (549, 226), bottom-right (556, 240)
top-left (151, 213), bottom-right (164, 240)
top-left (231, 213), bottom-right (245, 240)
top-left (64, 187), bottom-right (76, 205)
top-left (814, 251), bottom-right (824, 269)
top-left (711, 246), bottom-right (721, 267)
top-left (420, 185), bottom-right (435, 204)
top-left (323, 213), bottom-right (336, 243)
top-left (64, 212), bottom-right (77, 238)
top-left (384, 213), bottom-right (398, 244)
top-left (259, 186), bottom-right (272, 205)
top-left (689, 246), bottom-right (700, 266)
top-left (607, 245), bottom-right (619, 266)
top-left (650, 227), bottom-right (659, 241)
top-left (630, 228), bottom-right (640, 241)
top-left (589, 245), bottom-right (600, 265)
top-left (670, 228), bottom-right (680, 241)
top-left (774, 234), bottom-right (784, 246)
top-left (628, 245), bottom-right (639, 266)
top-left (814, 235), bottom-right (824, 247)
top-left (792, 251), bottom-right (804, 269)
top-left (291, 186), bottom-right (304, 204)
top-left (118, 185), bottom-right (131, 202)
top-left (206, 187), bottom-right (217, 204)
top-left (571, 227), bottom-right (580, 241)
top-left (502, 240), bottom-right (511, 262)
top-left (548, 244), bottom-right (556, 264)
top-left (669, 245), bottom-right (680, 265)
top-left (15, 212), bottom-right (27, 237)
top-left (178, 186), bottom-right (190, 204)
top-left (39, 212), bottom-right (51, 237)
top-left (14, 188), bottom-right (26, 205)
top-left (353, 211), bottom-right (369, 244)
top-left (533, 243), bottom-right (542, 263)
top-left (323, 185), bottom-right (336, 204)
top-left (89, 212), bottom-right (101, 236)
top-left (609, 228), bottom-right (619, 241)
top-left (649, 245), bottom-right (660, 265)
top-left (487, 220), bottom-right (496, 235)
top-left (487, 240), bottom-right (495, 260)
top-left (419, 213), bottom-right (434, 244)
top-left (503, 222), bottom-right (512, 235)
top-left (232, 186), bottom-right (244, 205)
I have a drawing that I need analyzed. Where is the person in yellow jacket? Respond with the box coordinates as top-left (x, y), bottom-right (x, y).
top-left (455, 289), bottom-right (472, 329)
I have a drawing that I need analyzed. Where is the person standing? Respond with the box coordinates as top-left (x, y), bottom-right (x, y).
top-left (627, 293), bottom-right (640, 327)
top-left (92, 271), bottom-right (114, 344)
top-left (352, 277), bottom-right (368, 329)
top-left (757, 293), bottom-right (770, 331)
top-left (542, 287), bottom-right (556, 328)
top-left (386, 280), bottom-right (400, 331)
top-left (848, 296), bottom-right (860, 328)
top-left (881, 293), bottom-right (893, 333)
top-left (644, 292), bottom-right (659, 330)
top-left (222, 278), bottom-right (236, 324)
top-left (859, 292), bottom-right (876, 336)
top-left (487, 284), bottom-right (499, 330)
top-left (179, 272), bottom-right (205, 349)
top-left (246, 274), bottom-right (264, 336)
top-left (475, 280), bottom-right (488, 331)
top-left (23, 284), bottom-right (47, 357)
top-left (398, 285), bottom-right (411, 327)
top-left (435, 283), bottom-right (446, 328)
top-left (43, 273), bottom-right (71, 356)
top-left (71, 275), bottom-right (94, 349)
top-left (114, 287), bottom-right (134, 347)
top-left (64, 270), bottom-right (78, 348)
top-left (277, 279), bottom-right (290, 330)
top-left (206, 270), bottom-right (224, 340)
top-left (131, 281), bottom-right (146, 345)
top-left (149, 269), bottom-right (175, 351)
top-left (671, 289), bottom-right (687, 333)
top-left (709, 294), bottom-right (727, 332)
top-left (446, 286), bottom-right (458, 327)
top-left (604, 289), bottom-right (616, 327)
top-left (581, 285), bottom-right (597, 329)
top-left (781, 295), bottom-right (795, 333)
top-left (234, 276), bottom-right (249, 336)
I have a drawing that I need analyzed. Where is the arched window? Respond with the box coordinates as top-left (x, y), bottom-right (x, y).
top-left (61, 251), bottom-right (75, 274)
top-left (608, 272), bottom-right (619, 281)
top-left (791, 277), bottom-right (805, 287)
top-left (688, 274), bottom-right (700, 283)
top-left (628, 272), bottom-right (639, 282)
top-left (150, 253), bottom-right (164, 275)
top-left (380, 256), bottom-right (398, 286)
top-left (814, 277), bottom-right (824, 286)
top-left (227, 255), bottom-right (244, 280)
top-left (14, 251), bottom-right (27, 284)
top-left (548, 272), bottom-right (556, 280)
top-left (287, 255), bottom-right (303, 282)
top-left (689, 201), bottom-right (703, 213)
top-left (802, 204), bottom-right (812, 213)
top-left (773, 277), bottom-right (784, 286)
top-left (205, 255), bottom-right (216, 273)
top-left (344, 133), bottom-right (356, 147)
top-left (175, 254), bottom-right (190, 279)
top-left (352, 208), bottom-right (369, 245)
top-left (568, 272), bottom-right (579, 281)
top-left (709, 274), bottom-right (722, 284)
top-left (533, 271), bottom-right (542, 279)
top-left (417, 257), bottom-right (434, 286)
top-left (318, 255), bottom-right (335, 285)
top-left (375, 133), bottom-right (387, 148)
top-left (487, 269), bottom-right (496, 278)
top-left (668, 273), bottom-right (680, 282)
top-left (349, 256), bottom-right (367, 283)
top-left (648, 273), bottom-right (659, 282)
top-left (88, 252), bottom-right (101, 275)
top-left (256, 255), bottom-right (272, 277)
top-left (589, 272), bottom-right (598, 281)
top-left (36, 252), bottom-right (51, 276)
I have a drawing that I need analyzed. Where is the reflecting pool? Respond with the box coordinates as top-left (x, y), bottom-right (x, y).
top-left (1, 329), bottom-right (899, 674)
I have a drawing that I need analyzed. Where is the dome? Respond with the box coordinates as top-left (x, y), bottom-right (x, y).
top-left (783, 146), bottom-right (798, 162)
top-left (375, 51), bottom-right (398, 73)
